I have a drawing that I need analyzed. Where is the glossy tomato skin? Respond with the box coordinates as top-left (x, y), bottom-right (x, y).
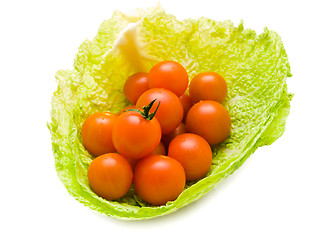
top-left (87, 153), bottom-right (133, 200)
top-left (186, 100), bottom-right (231, 145)
top-left (162, 122), bottom-right (186, 149)
top-left (136, 88), bottom-right (183, 134)
top-left (124, 72), bottom-right (149, 104)
top-left (168, 133), bottom-right (212, 181)
top-left (112, 111), bottom-right (161, 159)
top-left (189, 72), bottom-right (228, 104)
top-left (81, 112), bottom-right (117, 156)
top-left (179, 93), bottom-right (193, 122)
top-left (148, 61), bottom-right (188, 96)
top-left (133, 155), bottom-right (186, 206)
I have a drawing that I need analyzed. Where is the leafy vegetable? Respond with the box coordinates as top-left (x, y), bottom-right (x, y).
top-left (48, 5), bottom-right (292, 220)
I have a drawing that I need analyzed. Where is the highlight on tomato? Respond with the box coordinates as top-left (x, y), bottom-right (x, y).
top-left (186, 100), bottom-right (231, 145)
top-left (148, 60), bottom-right (189, 96)
top-left (189, 72), bottom-right (228, 104)
top-left (133, 155), bottom-right (186, 206)
top-left (124, 72), bottom-right (149, 104)
top-left (168, 133), bottom-right (212, 181)
top-left (87, 153), bottom-right (133, 200)
top-left (81, 112), bottom-right (118, 156)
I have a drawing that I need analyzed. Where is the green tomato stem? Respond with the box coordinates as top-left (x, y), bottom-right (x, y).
top-left (124, 99), bottom-right (160, 120)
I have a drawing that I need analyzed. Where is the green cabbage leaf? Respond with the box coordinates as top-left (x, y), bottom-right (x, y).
top-left (48, 5), bottom-right (292, 220)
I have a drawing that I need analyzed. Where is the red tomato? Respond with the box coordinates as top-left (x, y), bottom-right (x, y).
top-left (87, 153), bottom-right (133, 200)
top-left (81, 112), bottom-right (117, 156)
top-left (186, 100), bottom-right (231, 145)
top-left (136, 88), bottom-right (183, 134)
top-left (148, 61), bottom-right (189, 96)
top-left (168, 133), bottom-right (212, 181)
top-left (112, 102), bottom-right (161, 159)
top-left (179, 93), bottom-right (193, 122)
top-left (133, 155), bottom-right (186, 205)
top-left (189, 72), bottom-right (228, 103)
top-left (162, 122), bottom-right (186, 149)
top-left (124, 72), bottom-right (149, 104)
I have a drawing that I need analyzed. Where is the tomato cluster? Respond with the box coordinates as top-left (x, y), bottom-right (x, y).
top-left (82, 60), bottom-right (231, 206)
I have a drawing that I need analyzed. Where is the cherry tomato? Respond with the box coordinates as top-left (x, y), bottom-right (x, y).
top-left (186, 100), bottom-right (231, 145)
top-left (151, 142), bottom-right (166, 155)
top-left (168, 133), bottom-right (212, 181)
top-left (126, 142), bottom-right (166, 170)
top-left (124, 72), bottom-right (149, 104)
top-left (133, 155), bottom-right (186, 205)
top-left (189, 72), bottom-right (228, 104)
top-left (136, 88), bottom-right (183, 134)
top-left (112, 101), bottom-right (161, 159)
top-left (148, 61), bottom-right (189, 96)
top-left (81, 112), bottom-right (117, 156)
top-left (162, 122), bottom-right (186, 149)
top-left (179, 93), bottom-right (193, 122)
top-left (87, 153), bottom-right (133, 200)
top-left (118, 105), bottom-right (136, 115)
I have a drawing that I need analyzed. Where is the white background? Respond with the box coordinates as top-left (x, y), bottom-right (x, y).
top-left (1, 0), bottom-right (319, 239)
